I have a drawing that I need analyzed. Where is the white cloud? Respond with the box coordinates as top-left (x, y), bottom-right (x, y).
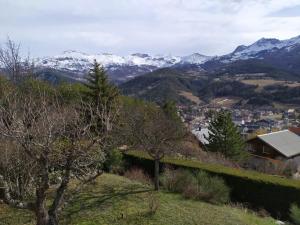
top-left (1, 0), bottom-right (300, 56)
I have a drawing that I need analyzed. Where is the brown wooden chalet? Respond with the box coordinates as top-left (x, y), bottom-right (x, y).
top-left (289, 127), bottom-right (300, 136)
top-left (246, 130), bottom-right (300, 161)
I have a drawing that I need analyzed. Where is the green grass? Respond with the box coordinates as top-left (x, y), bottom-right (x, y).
top-left (0, 174), bottom-right (276, 225)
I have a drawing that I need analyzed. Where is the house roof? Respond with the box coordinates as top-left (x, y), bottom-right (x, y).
top-left (257, 130), bottom-right (300, 158)
top-left (192, 128), bottom-right (209, 145)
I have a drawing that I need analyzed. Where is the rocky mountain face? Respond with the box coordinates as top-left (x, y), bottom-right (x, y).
top-left (222, 36), bottom-right (300, 62)
top-left (34, 34), bottom-right (300, 83)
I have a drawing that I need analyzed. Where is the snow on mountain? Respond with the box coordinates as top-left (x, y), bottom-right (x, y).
top-left (37, 51), bottom-right (183, 72)
top-left (34, 34), bottom-right (300, 83)
top-left (180, 53), bottom-right (212, 64)
top-left (221, 35), bottom-right (300, 62)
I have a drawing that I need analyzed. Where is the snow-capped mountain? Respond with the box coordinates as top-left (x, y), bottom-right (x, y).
top-left (37, 50), bottom-right (183, 71)
top-left (36, 51), bottom-right (210, 82)
top-left (180, 53), bottom-right (212, 64)
top-left (34, 34), bottom-right (300, 83)
top-left (217, 35), bottom-right (300, 62)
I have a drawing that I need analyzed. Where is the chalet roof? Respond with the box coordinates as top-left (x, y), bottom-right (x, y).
top-left (257, 130), bottom-right (300, 158)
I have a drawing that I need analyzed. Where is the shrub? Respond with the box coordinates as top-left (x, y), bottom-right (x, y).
top-left (124, 150), bottom-right (300, 219)
top-left (103, 148), bottom-right (124, 174)
top-left (290, 204), bottom-right (300, 225)
top-left (160, 168), bottom-right (230, 204)
top-left (244, 157), bottom-right (297, 177)
top-left (160, 168), bottom-right (195, 193)
top-left (124, 168), bottom-right (152, 185)
top-left (194, 171), bottom-right (230, 204)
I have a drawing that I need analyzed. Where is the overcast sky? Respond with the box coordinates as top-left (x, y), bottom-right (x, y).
top-left (1, 0), bottom-right (300, 57)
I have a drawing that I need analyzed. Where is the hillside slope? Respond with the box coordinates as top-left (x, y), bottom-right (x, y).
top-left (0, 174), bottom-right (276, 225)
top-left (120, 66), bottom-right (300, 108)
top-left (120, 68), bottom-right (207, 105)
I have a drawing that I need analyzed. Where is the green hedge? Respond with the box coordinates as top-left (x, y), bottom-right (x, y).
top-left (124, 150), bottom-right (300, 219)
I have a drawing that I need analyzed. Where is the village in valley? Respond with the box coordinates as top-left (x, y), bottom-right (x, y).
top-left (180, 101), bottom-right (300, 177)
top-left (4, 1), bottom-right (300, 225)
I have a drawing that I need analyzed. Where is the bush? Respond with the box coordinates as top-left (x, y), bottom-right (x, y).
top-left (103, 149), bottom-right (124, 174)
top-left (160, 168), bottom-right (194, 193)
top-left (244, 157), bottom-right (297, 177)
top-left (290, 204), bottom-right (300, 225)
top-left (194, 171), bottom-right (230, 204)
top-left (160, 168), bottom-right (230, 204)
top-left (124, 150), bottom-right (300, 219)
top-left (124, 168), bottom-right (152, 185)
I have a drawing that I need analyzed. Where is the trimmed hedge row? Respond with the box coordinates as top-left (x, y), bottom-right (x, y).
top-left (124, 150), bottom-right (300, 219)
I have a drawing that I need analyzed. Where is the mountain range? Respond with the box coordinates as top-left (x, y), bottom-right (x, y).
top-left (35, 34), bottom-right (300, 83)
top-left (36, 51), bottom-right (211, 83)
top-left (119, 35), bottom-right (300, 108)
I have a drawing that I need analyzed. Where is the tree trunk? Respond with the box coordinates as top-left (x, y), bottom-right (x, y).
top-left (35, 210), bottom-right (59, 225)
top-left (35, 203), bottom-right (59, 225)
top-left (48, 212), bottom-right (59, 225)
top-left (35, 158), bottom-right (50, 225)
top-left (154, 159), bottom-right (160, 191)
top-left (35, 197), bottom-right (49, 225)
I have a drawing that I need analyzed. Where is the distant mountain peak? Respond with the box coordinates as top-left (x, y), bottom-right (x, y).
top-left (233, 45), bottom-right (247, 53)
top-left (33, 34), bottom-right (300, 84)
top-left (36, 51), bottom-right (212, 72)
top-left (181, 53), bottom-right (212, 64)
top-left (254, 38), bottom-right (280, 45)
top-left (217, 34), bottom-right (300, 62)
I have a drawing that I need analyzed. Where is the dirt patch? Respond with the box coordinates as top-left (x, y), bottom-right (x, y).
top-left (179, 91), bottom-right (203, 104)
top-left (209, 97), bottom-right (241, 108)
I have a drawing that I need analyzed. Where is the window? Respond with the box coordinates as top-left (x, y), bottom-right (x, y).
top-left (262, 145), bottom-right (270, 154)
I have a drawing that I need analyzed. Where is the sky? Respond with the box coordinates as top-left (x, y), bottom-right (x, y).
top-left (1, 0), bottom-right (300, 57)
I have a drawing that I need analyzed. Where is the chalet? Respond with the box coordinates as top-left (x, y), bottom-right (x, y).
top-left (289, 127), bottom-right (300, 136)
top-left (246, 130), bottom-right (300, 161)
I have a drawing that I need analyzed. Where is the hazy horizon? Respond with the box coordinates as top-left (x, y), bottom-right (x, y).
top-left (1, 0), bottom-right (300, 57)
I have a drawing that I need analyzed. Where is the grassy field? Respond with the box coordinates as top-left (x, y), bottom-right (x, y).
top-left (0, 174), bottom-right (277, 225)
top-left (179, 91), bottom-right (203, 104)
top-left (240, 79), bottom-right (300, 92)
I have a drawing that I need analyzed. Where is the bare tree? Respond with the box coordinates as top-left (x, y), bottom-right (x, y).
top-left (0, 37), bottom-right (34, 83)
top-left (122, 102), bottom-right (186, 190)
top-left (0, 81), bottom-right (116, 225)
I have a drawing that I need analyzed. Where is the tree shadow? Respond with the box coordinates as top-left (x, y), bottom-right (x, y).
top-left (63, 182), bottom-right (152, 223)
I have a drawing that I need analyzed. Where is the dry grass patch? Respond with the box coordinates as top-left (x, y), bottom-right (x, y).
top-left (179, 91), bottom-right (203, 104)
top-left (241, 79), bottom-right (300, 92)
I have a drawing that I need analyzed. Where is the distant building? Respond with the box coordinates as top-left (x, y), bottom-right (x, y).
top-left (192, 127), bottom-right (209, 145)
top-left (288, 109), bottom-right (296, 118)
top-left (246, 130), bottom-right (300, 160)
top-left (240, 119), bottom-right (280, 137)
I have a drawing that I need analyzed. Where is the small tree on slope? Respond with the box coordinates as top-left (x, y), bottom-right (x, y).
top-left (205, 110), bottom-right (247, 162)
top-left (84, 60), bottom-right (119, 133)
top-left (122, 101), bottom-right (186, 190)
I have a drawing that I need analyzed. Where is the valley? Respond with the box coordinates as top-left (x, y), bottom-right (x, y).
top-left (3, 1), bottom-right (300, 225)
top-left (31, 39), bottom-right (300, 148)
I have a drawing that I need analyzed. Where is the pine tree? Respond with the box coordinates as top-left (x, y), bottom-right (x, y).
top-left (162, 100), bottom-right (181, 122)
top-left (205, 110), bottom-right (247, 162)
top-left (84, 60), bottom-right (119, 132)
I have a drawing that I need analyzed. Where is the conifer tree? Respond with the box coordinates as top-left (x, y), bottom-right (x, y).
top-left (205, 110), bottom-right (247, 162)
top-left (84, 60), bottom-right (119, 132)
top-left (162, 100), bottom-right (181, 122)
